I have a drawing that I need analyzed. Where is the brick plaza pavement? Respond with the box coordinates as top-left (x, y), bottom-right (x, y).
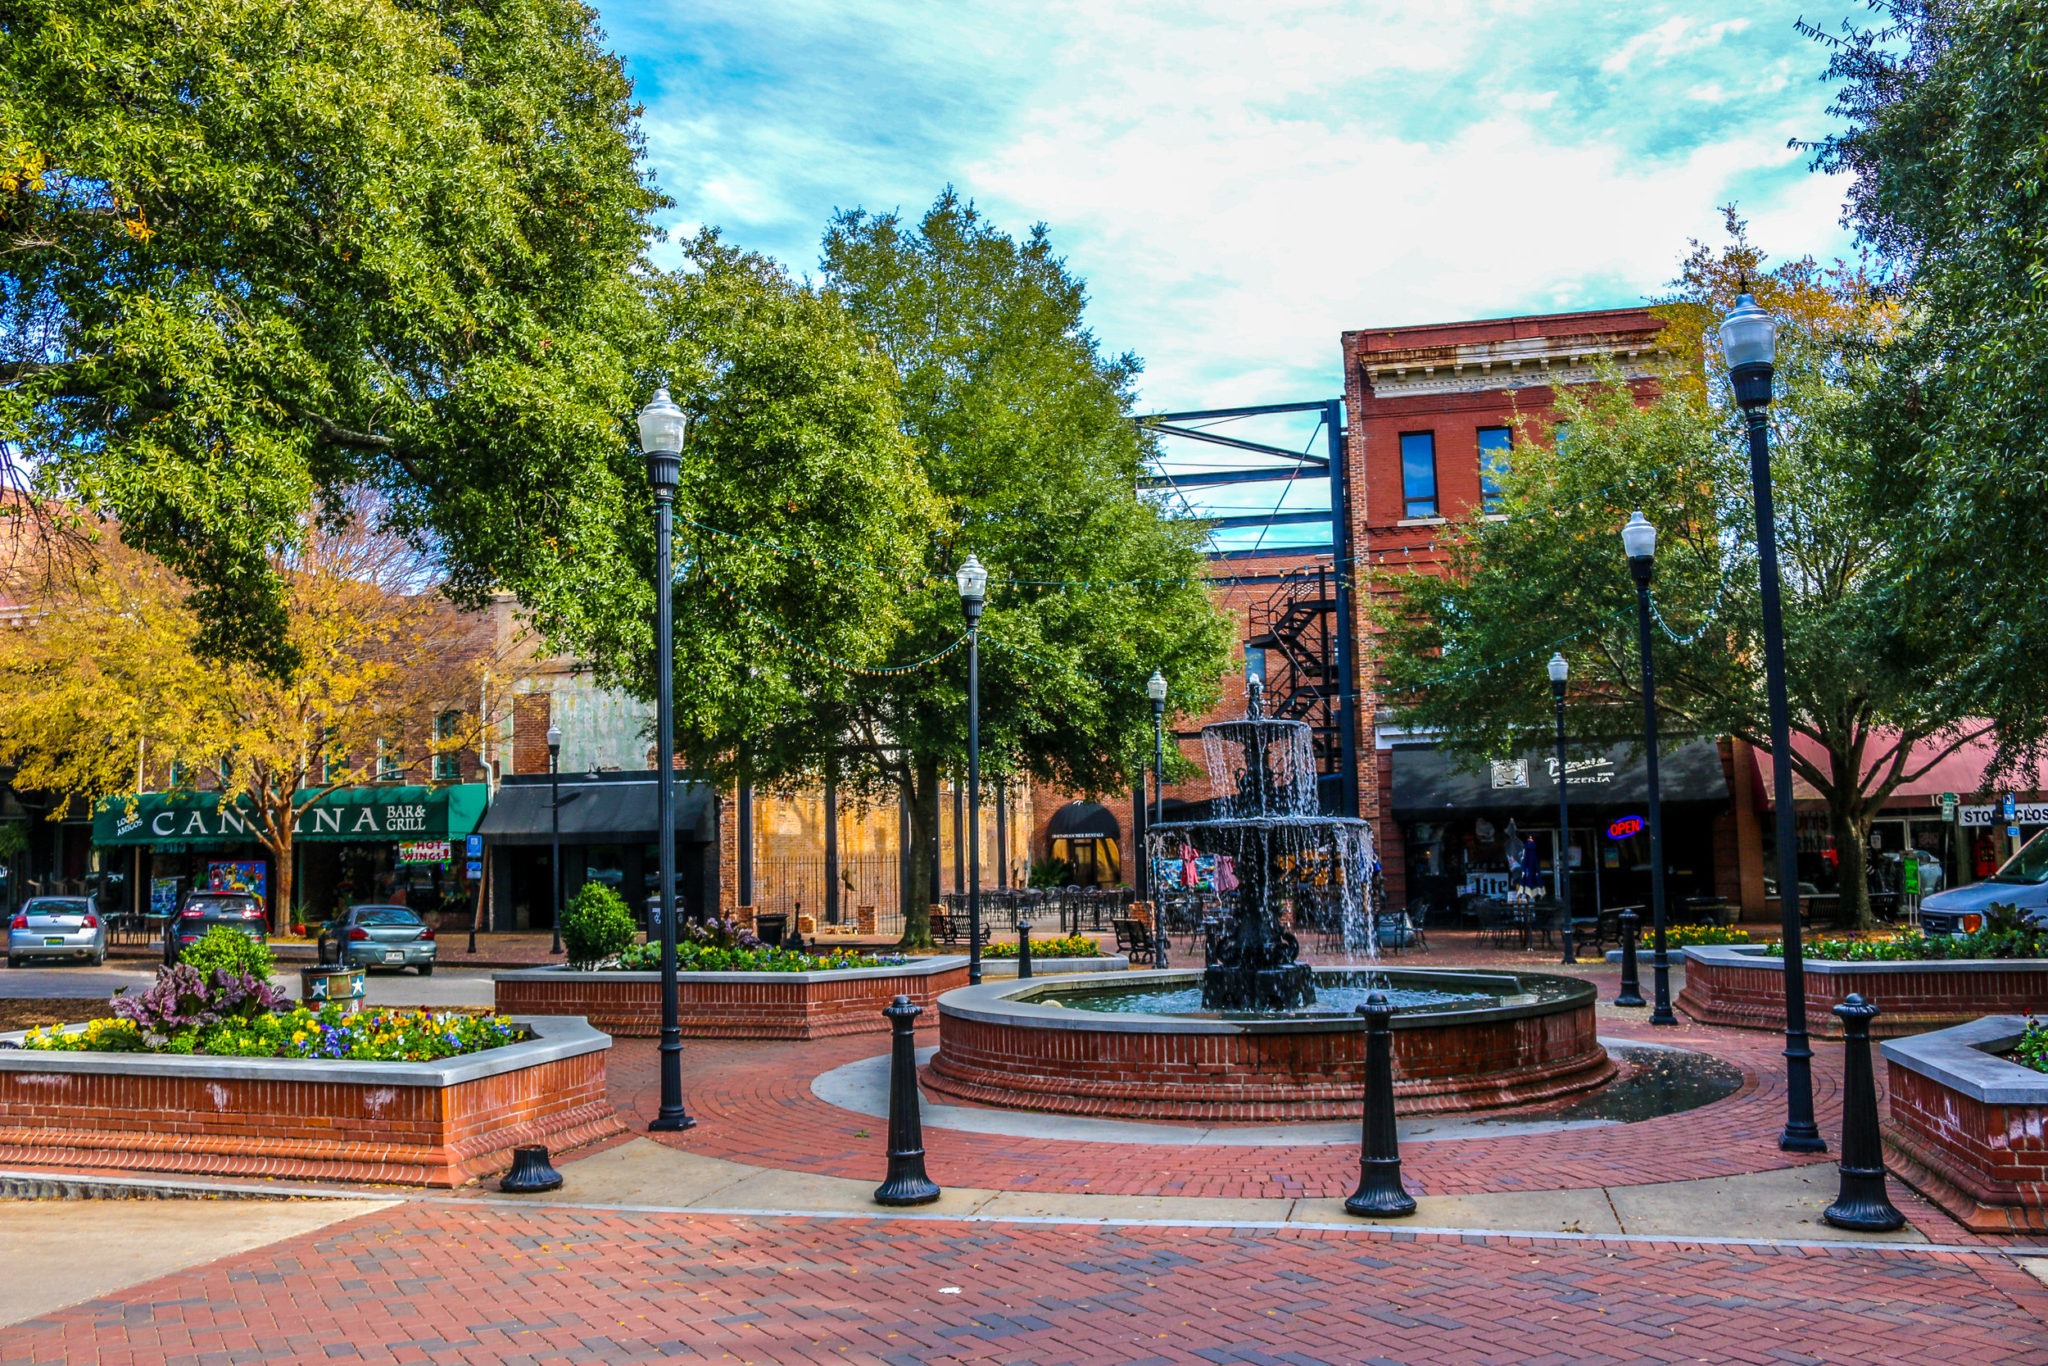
top-left (2, 1199), bottom-right (2045, 1365)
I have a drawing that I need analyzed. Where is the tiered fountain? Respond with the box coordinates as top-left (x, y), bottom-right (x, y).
top-left (925, 686), bottom-right (1615, 1121)
top-left (1160, 677), bottom-right (1371, 1011)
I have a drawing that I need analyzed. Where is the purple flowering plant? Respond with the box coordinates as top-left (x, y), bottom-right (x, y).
top-left (112, 963), bottom-right (288, 1048)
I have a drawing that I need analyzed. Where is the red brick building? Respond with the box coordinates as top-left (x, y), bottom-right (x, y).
top-left (1337, 307), bottom-right (1764, 922)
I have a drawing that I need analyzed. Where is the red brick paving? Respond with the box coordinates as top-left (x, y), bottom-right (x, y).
top-left (4, 1200), bottom-right (2046, 1365)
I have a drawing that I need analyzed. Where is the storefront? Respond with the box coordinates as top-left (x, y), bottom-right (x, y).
top-left (474, 772), bottom-right (720, 931)
top-left (1044, 802), bottom-right (1123, 887)
top-left (92, 785), bottom-right (489, 925)
top-left (1764, 731), bottom-right (2048, 909)
top-left (1389, 739), bottom-right (1735, 917)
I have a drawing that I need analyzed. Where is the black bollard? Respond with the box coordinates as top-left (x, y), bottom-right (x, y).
top-left (1345, 992), bottom-right (1417, 1218)
top-left (873, 994), bottom-right (941, 1206)
top-left (1017, 919), bottom-right (1033, 980)
top-left (1615, 908), bottom-right (1646, 1007)
top-left (1823, 993), bottom-right (1905, 1231)
top-left (500, 1144), bottom-right (563, 1193)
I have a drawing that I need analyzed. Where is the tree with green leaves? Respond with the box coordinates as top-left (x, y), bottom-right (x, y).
top-left (1800, 2), bottom-right (2048, 761)
top-left (1380, 220), bottom-right (1994, 927)
top-left (812, 193), bottom-right (1232, 945)
top-left (0, 0), bottom-right (662, 674)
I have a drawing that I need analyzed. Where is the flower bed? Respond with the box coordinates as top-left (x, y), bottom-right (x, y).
top-left (22, 1006), bottom-right (521, 1062)
top-left (613, 941), bottom-right (909, 972)
top-left (0, 1014), bottom-right (623, 1187)
top-left (1882, 1015), bottom-right (2048, 1233)
top-left (493, 954), bottom-right (971, 1039)
top-left (983, 935), bottom-right (1102, 959)
top-left (1677, 943), bottom-right (2048, 1038)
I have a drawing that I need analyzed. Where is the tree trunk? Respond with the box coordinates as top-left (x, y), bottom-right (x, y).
top-left (1828, 796), bottom-right (1874, 931)
top-left (258, 825), bottom-right (295, 934)
top-left (897, 754), bottom-right (940, 949)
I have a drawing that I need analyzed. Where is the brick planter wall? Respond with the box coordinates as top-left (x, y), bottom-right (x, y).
top-left (926, 970), bottom-right (1614, 1121)
top-left (494, 956), bottom-right (971, 1040)
top-left (0, 1016), bottom-right (623, 1187)
top-left (1882, 1016), bottom-right (2048, 1234)
top-left (1677, 946), bottom-right (2048, 1038)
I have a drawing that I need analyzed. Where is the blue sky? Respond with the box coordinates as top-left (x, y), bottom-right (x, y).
top-left (593, 1), bottom-right (1863, 546)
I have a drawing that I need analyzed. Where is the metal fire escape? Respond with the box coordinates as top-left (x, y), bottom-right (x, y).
top-left (1244, 564), bottom-right (1342, 776)
top-left (1136, 399), bottom-right (1359, 817)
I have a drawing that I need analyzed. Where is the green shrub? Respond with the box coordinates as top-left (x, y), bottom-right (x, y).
top-left (984, 934), bottom-right (1103, 959)
top-left (1775, 906), bottom-right (2048, 962)
top-left (2014, 1018), bottom-right (2048, 1075)
top-left (27, 1005), bottom-right (523, 1060)
top-left (179, 925), bottom-right (276, 982)
top-left (561, 882), bottom-right (638, 966)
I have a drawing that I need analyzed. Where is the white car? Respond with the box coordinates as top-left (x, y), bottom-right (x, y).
top-left (7, 897), bottom-right (108, 967)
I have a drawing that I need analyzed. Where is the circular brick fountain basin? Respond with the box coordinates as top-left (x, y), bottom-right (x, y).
top-left (926, 968), bottom-right (1614, 1121)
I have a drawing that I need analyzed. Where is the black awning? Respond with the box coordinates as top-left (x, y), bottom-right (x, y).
top-left (1390, 739), bottom-right (1728, 820)
top-left (476, 778), bottom-right (716, 845)
top-left (1047, 801), bottom-right (1121, 840)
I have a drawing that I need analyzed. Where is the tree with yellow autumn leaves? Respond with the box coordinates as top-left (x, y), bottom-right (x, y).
top-left (0, 499), bottom-right (502, 920)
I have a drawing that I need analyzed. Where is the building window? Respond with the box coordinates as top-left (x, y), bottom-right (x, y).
top-left (1478, 427), bottom-right (1512, 512)
top-left (376, 739), bottom-right (403, 782)
top-left (432, 712), bottom-right (462, 782)
top-left (1400, 432), bottom-right (1438, 519)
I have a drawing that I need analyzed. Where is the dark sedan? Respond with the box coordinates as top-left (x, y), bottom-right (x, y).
top-left (165, 892), bottom-right (268, 965)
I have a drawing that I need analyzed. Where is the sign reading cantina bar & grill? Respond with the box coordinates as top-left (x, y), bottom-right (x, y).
top-left (92, 786), bottom-right (487, 847)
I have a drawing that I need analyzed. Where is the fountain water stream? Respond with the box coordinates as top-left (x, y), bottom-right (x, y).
top-left (1147, 678), bottom-right (1377, 1011)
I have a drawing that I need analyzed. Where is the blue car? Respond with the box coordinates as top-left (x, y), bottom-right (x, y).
top-left (1919, 833), bottom-right (2048, 936)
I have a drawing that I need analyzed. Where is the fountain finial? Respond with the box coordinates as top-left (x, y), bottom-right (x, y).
top-left (1246, 673), bottom-right (1265, 721)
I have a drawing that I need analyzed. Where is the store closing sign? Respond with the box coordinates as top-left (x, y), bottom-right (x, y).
top-left (1961, 805), bottom-right (2048, 828)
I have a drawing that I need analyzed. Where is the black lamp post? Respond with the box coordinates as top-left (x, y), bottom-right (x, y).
top-left (638, 386), bottom-right (695, 1132)
top-left (1147, 669), bottom-right (1169, 969)
top-left (1622, 512), bottom-right (1676, 1026)
top-left (547, 723), bottom-right (563, 956)
top-left (1547, 652), bottom-right (1576, 965)
top-left (957, 554), bottom-right (987, 987)
top-left (1723, 290), bottom-right (1826, 1153)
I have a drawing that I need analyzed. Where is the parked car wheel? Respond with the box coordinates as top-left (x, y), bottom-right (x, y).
top-left (91, 949), bottom-right (105, 967)
top-left (417, 963), bottom-right (434, 976)
top-left (5, 955), bottom-right (18, 969)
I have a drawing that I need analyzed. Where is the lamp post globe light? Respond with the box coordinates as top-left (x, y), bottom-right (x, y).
top-left (638, 386), bottom-right (695, 1132)
top-left (1722, 291), bottom-right (1826, 1154)
top-left (1147, 669), bottom-right (1169, 969)
top-left (1547, 653), bottom-right (1575, 965)
top-left (957, 555), bottom-right (987, 987)
top-left (1622, 512), bottom-right (1677, 1026)
top-left (546, 723), bottom-right (563, 956)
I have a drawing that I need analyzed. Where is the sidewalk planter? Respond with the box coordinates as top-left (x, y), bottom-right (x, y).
top-left (492, 955), bottom-right (971, 1040)
top-left (0, 1016), bottom-right (622, 1188)
top-left (1882, 1016), bottom-right (2048, 1233)
top-left (1677, 944), bottom-right (2048, 1038)
top-left (977, 956), bottom-right (1129, 979)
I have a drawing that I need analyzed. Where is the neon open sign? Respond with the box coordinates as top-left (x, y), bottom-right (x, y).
top-left (1607, 815), bottom-right (1645, 841)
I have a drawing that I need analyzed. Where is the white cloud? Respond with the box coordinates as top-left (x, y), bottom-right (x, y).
top-left (1599, 17), bottom-right (1751, 75)
top-left (606, 0), bottom-right (1858, 411)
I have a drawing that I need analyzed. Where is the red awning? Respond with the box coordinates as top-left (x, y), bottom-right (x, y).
top-left (1758, 728), bottom-right (2048, 807)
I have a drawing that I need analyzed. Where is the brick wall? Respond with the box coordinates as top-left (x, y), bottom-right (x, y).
top-left (0, 1048), bottom-right (624, 1187)
top-left (495, 961), bottom-right (970, 1039)
top-left (511, 692), bottom-right (553, 777)
top-left (925, 996), bottom-right (1610, 1122)
top-left (1886, 1063), bottom-right (2048, 1233)
top-left (1678, 956), bottom-right (2048, 1038)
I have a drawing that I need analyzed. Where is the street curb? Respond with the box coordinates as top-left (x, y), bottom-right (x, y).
top-left (0, 1168), bottom-right (390, 1202)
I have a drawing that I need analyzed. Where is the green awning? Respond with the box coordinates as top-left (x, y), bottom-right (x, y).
top-left (93, 785), bottom-right (489, 847)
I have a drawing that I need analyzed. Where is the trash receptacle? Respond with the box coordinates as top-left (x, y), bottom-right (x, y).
top-left (300, 965), bottom-right (366, 1013)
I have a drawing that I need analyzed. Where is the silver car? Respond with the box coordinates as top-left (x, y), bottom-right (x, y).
top-left (321, 904), bottom-right (437, 974)
top-left (8, 897), bottom-right (108, 967)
